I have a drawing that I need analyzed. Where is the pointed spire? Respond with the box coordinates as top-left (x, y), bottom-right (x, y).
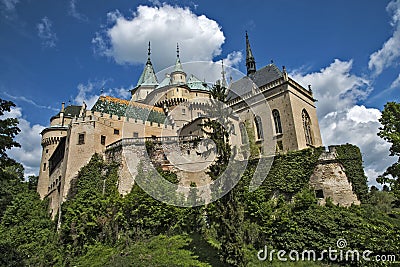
top-left (221, 60), bottom-right (227, 88)
top-left (245, 31), bottom-right (256, 76)
top-left (146, 41), bottom-right (152, 65)
top-left (174, 43), bottom-right (184, 72)
top-left (136, 41), bottom-right (158, 86)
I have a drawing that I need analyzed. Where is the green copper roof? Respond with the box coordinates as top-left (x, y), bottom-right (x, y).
top-left (173, 43), bottom-right (184, 73)
top-left (92, 96), bottom-right (169, 124)
top-left (156, 74), bottom-right (171, 89)
top-left (136, 42), bottom-right (159, 86)
top-left (187, 74), bottom-right (208, 90)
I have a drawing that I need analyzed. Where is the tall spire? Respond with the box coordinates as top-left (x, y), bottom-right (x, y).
top-left (174, 43), bottom-right (184, 72)
top-left (245, 31), bottom-right (256, 76)
top-left (221, 60), bottom-right (227, 88)
top-left (136, 41), bottom-right (158, 86)
top-left (146, 41), bottom-right (152, 65)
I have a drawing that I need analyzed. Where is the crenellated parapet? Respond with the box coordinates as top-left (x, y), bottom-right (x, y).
top-left (41, 136), bottom-right (63, 147)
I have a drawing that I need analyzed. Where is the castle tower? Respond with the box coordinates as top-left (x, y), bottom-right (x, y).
top-left (245, 31), bottom-right (256, 76)
top-left (170, 43), bottom-right (187, 85)
top-left (37, 103), bottom-right (80, 199)
top-left (131, 42), bottom-right (159, 101)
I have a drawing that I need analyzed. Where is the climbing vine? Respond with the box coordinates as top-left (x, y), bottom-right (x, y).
top-left (335, 144), bottom-right (369, 201)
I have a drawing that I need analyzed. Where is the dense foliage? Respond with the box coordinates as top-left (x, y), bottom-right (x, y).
top-left (1, 97), bottom-right (400, 266)
top-left (335, 144), bottom-right (369, 201)
top-left (377, 101), bottom-right (400, 205)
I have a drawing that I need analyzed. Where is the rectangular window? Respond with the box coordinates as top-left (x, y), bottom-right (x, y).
top-left (133, 132), bottom-right (139, 138)
top-left (78, 133), bottom-right (85, 145)
top-left (101, 135), bottom-right (106, 145)
top-left (46, 149), bottom-right (49, 154)
top-left (315, 189), bottom-right (324, 199)
top-left (197, 112), bottom-right (202, 118)
top-left (43, 163), bottom-right (46, 171)
top-left (182, 108), bottom-right (186, 115)
top-left (114, 129), bottom-right (120, 135)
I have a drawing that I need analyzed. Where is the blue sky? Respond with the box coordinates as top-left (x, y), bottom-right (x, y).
top-left (0, 0), bottom-right (399, 186)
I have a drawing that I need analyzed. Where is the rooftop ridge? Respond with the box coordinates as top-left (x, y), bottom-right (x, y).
top-left (97, 95), bottom-right (164, 113)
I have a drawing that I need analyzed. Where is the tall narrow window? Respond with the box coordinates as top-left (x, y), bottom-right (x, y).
top-left (254, 116), bottom-right (263, 140)
top-left (78, 133), bottom-right (85, 145)
top-left (239, 122), bottom-right (247, 144)
top-left (43, 163), bottom-right (46, 171)
top-left (272, 109), bottom-right (282, 134)
top-left (302, 109), bottom-right (313, 145)
top-left (101, 135), bottom-right (106, 145)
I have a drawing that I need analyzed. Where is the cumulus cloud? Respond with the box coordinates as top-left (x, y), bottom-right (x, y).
top-left (74, 81), bottom-right (104, 108)
top-left (68, 0), bottom-right (88, 21)
top-left (2, 107), bottom-right (45, 177)
top-left (37, 17), bottom-right (57, 48)
top-left (92, 4), bottom-right (225, 69)
top-left (291, 60), bottom-right (397, 187)
top-left (291, 59), bottom-right (370, 118)
top-left (368, 0), bottom-right (400, 76)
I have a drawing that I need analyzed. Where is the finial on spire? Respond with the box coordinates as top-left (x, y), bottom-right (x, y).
top-left (146, 41), bottom-right (152, 65)
top-left (176, 43), bottom-right (180, 58)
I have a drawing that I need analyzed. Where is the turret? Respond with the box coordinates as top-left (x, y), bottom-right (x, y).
top-left (132, 42), bottom-right (159, 101)
top-left (170, 43), bottom-right (187, 85)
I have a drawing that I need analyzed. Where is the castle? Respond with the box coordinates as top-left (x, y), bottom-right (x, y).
top-left (37, 34), bottom-right (327, 216)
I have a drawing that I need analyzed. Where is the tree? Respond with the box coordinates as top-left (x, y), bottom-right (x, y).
top-left (0, 98), bottom-right (22, 219)
top-left (0, 99), bottom-right (20, 167)
top-left (202, 83), bottom-right (246, 266)
top-left (377, 102), bottom-right (400, 204)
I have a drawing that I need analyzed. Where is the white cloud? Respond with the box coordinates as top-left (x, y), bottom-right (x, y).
top-left (368, 0), bottom-right (400, 76)
top-left (37, 17), bottom-right (57, 48)
top-left (390, 73), bottom-right (400, 89)
top-left (92, 4), bottom-right (225, 69)
top-left (291, 59), bottom-right (370, 118)
top-left (320, 107), bottom-right (397, 187)
top-left (74, 80), bottom-right (134, 107)
top-left (68, 0), bottom-right (88, 21)
top-left (74, 81), bottom-right (103, 109)
top-left (2, 92), bottom-right (58, 111)
top-left (291, 60), bottom-right (397, 186)
top-left (2, 107), bottom-right (45, 177)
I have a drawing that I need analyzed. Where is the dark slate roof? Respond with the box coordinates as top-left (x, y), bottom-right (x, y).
top-left (250, 64), bottom-right (283, 87)
top-left (91, 96), bottom-right (169, 124)
top-left (63, 105), bottom-right (81, 117)
top-left (226, 64), bottom-right (283, 100)
top-left (51, 105), bottom-right (81, 120)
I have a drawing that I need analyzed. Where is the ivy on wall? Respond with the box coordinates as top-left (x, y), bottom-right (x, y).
top-left (334, 144), bottom-right (369, 201)
top-left (260, 148), bottom-right (323, 197)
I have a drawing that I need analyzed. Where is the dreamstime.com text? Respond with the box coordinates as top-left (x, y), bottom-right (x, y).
top-left (257, 239), bottom-right (396, 263)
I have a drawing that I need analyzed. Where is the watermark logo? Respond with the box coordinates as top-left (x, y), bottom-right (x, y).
top-left (257, 239), bottom-right (396, 263)
top-left (122, 61), bottom-right (276, 207)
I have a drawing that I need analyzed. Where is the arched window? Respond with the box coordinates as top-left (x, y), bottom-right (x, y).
top-left (239, 122), bottom-right (247, 144)
top-left (272, 109), bottom-right (282, 134)
top-left (254, 116), bottom-right (263, 140)
top-left (302, 109), bottom-right (313, 145)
